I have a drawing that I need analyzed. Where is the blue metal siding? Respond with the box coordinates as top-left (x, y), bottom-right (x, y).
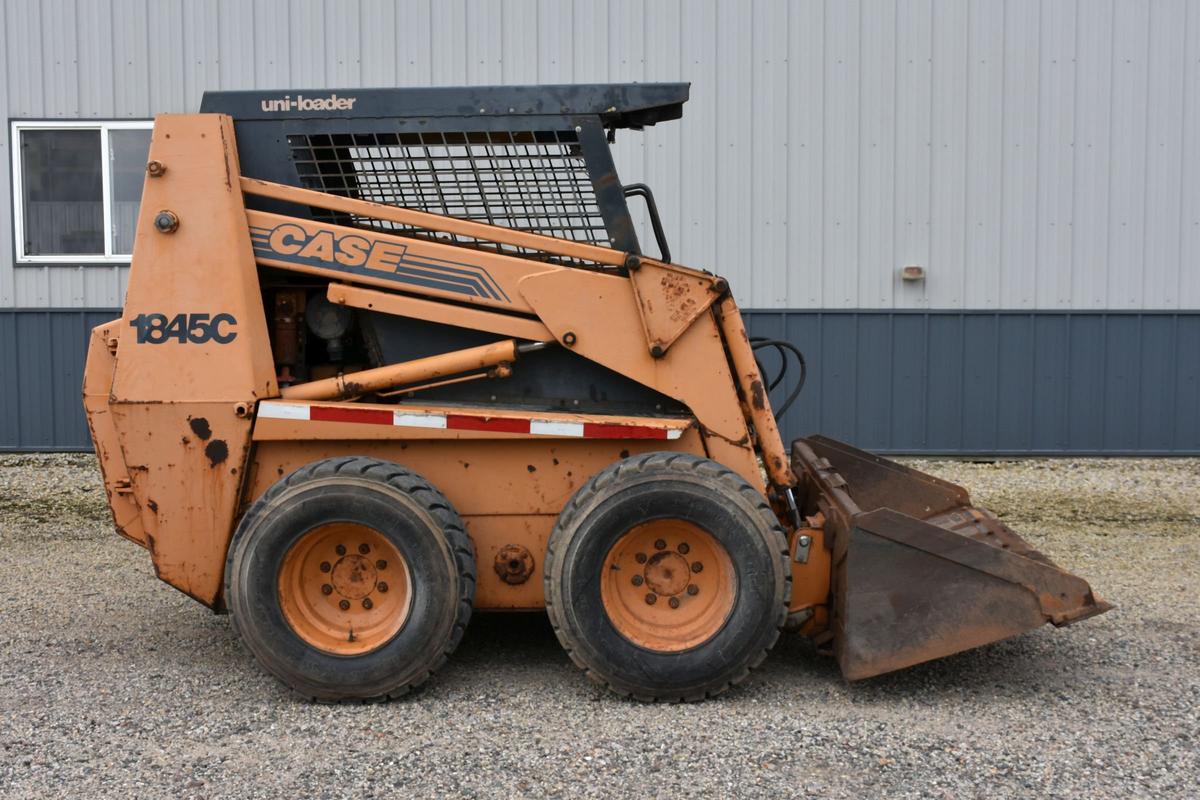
top-left (0, 310), bottom-right (117, 450)
top-left (740, 311), bottom-right (1200, 455)
top-left (0, 309), bottom-right (1196, 454)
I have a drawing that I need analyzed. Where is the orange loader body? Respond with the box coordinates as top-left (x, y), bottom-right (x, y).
top-left (84, 93), bottom-right (1108, 701)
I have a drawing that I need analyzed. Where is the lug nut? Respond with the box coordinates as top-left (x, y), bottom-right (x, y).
top-left (635, 553), bottom-right (647, 564)
top-left (677, 542), bottom-right (690, 555)
top-left (378, 582), bottom-right (389, 593)
top-left (687, 584), bottom-right (699, 596)
top-left (691, 561), bottom-right (704, 573)
top-left (645, 593), bottom-right (657, 605)
top-left (631, 575), bottom-right (644, 587)
top-left (362, 598), bottom-right (373, 610)
top-left (320, 561), bottom-right (331, 573)
top-left (335, 544), bottom-right (346, 556)
top-left (654, 539), bottom-right (666, 550)
top-left (668, 597), bottom-right (680, 609)
top-left (376, 559), bottom-right (387, 570)
top-left (338, 599), bottom-right (350, 611)
top-left (321, 584), bottom-right (333, 595)
top-left (359, 543), bottom-right (370, 555)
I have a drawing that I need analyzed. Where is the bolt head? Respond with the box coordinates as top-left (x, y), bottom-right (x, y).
top-left (376, 559), bottom-right (387, 570)
top-left (153, 210), bottom-right (178, 233)
top-left (358, 543), bottom-right (370, 555)
top-left (645, 593), bottom-right (657, 605)
top-left (338, 599), bottom-right (350, 611)
top-left (320, 561), bottom-right (331, 573)
top-left (677, 542), bottom-right (690, 555)
top-left (631, 575), bottom-right (644, 587)
top-left (798, 535), bottom-right (812, 547)
top-left (335, 544), bottom-right (346, 556)
top-left (668, 597), bottom-right (680, 609)
top-left (691, 561), bottom-right (704, 573)
top-left (377, 582), bottom-right (389, 593)
top-left (362, 598), bottom-right (373, 610)
top-left (687, 584), bottom-right (699, 596)
top-left (321, 584), bottom-right (333, 595)
top-left (635, 552), bottom-right (648, 564)
top-left (654, 539), bottom-right (667, 551)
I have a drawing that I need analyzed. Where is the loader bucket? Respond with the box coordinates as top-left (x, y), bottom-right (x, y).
top-left (792, 436), bottom-right (1111, 681)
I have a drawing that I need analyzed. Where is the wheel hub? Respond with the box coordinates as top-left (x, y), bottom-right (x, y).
top-left (277, 522), bottom-right (412, 655)
top-left (330, 554), bottom-right (377, 599)
top-left (600, 519), bottom-right (735, 653)
top-left (643, 551), bottom-right (690, 597)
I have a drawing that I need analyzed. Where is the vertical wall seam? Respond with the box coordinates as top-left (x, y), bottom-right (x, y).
top-left (1140, 0), bottom-right (1152, 307)
top-left (925, 0), bottom-right (934, 310)
top-left (921, 311), bottom-right (929, 447)
top-left (998, 0), bottom-right (1008, 306)
top-left (1033, 0), bottom-right (1043, 308)
top-left (1178, 0), bottom-right (1191, 305)
top-left (962, 0), bottom-right (972, 307)
top-left (1071, 0), bottom-right (1083, 307)
top-left (1102, 0), bottom-right (1115, 308)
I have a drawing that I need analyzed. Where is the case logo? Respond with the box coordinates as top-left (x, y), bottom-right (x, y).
top-left (248, 223), bottom-right (509, 303)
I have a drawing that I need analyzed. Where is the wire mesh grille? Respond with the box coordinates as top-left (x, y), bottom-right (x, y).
top-left (287, 130), bottom-right (611, 264)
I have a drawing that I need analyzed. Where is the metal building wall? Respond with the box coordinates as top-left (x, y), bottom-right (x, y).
top-left (3, 307), bottom-right (1196, 453)
top-left (2, 0), bottom-right (1198, 310)
top-left (1, 0), bottom-right (1197, 453)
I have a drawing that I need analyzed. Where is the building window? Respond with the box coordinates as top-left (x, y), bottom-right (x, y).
top-left (11, 121), bottom-right (153, 263)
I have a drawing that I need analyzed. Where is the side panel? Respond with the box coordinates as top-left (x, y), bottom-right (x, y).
top-left (82, 321), bottom-right (146, 547)
top-left (246, 432), bottom-right (708, 609)
top-left (107, 114), bottom-right (278, 607)
top-left (517, 268), bottom-right (763, 491)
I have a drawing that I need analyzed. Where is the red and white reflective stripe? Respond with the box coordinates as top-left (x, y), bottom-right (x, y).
top-left (257, 401), bottom-right (685, 440)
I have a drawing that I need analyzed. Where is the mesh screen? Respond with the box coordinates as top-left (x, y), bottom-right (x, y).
top-left (287, 130), bottom-right (610, 264)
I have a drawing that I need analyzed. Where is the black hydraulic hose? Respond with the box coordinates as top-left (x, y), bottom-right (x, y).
top-left (749, 337), bottom-right (785, 390)
top-left (749, 338), bottom-right (807, 419)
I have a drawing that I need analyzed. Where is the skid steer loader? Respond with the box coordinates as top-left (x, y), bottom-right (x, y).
top-left (83, 84), bottom-right (1108, 700)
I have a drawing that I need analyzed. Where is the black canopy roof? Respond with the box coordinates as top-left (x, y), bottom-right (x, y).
top-left (200, 83), bottom-right (689, 128)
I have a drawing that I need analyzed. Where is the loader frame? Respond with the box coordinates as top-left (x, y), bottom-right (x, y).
top-left (84, 89), bottom-right (1107, 687)
top-left (83, 113), bottom-right (812, 614)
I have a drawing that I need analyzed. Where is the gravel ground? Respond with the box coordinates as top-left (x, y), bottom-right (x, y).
top-left (0, 453), bottom-right (1197, 798)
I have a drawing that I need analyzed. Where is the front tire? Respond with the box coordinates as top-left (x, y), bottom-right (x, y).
top-left (544, 453), bottom-right (790, 701)
top-left (224, 456), bottom-right (475, 701)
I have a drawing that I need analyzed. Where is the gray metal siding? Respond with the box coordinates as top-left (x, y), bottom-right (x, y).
top-left (2, 0), bottom-right (1199, 311)
top-left (3, 308), bottom-right (1196, 454)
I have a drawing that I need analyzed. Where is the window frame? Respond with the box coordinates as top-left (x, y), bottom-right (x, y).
top-left (11, 119), bottom-right (154, 264)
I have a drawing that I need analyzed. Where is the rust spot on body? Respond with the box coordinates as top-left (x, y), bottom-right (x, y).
top-left (749, 379), bottom-right (766, 410)
top-left (205, 439), bottom-right (229, 466)
top-left (188, 417), bottom-right (212, 440)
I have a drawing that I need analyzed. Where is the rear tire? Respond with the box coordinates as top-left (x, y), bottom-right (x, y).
top-left (224, 456), bottom-right (475, 701)
top-left (544, 453), bottom-right (790, 701)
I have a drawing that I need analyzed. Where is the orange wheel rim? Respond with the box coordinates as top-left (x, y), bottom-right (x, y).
top-left (278, 522), bottom-right (413, 655)
top-left (600, 519), bottom-right (736, 653)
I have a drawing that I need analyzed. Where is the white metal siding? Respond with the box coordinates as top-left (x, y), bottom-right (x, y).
top-left (1, 0), bottom-right (1197, 310)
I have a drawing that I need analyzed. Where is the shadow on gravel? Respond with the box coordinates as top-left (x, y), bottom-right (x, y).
top-left (757, 622), bottom-right (1116, 706)
top-left (453, 610), bottom-right (563, 659)
top-left (132, 589), bottom-right (1115, 709)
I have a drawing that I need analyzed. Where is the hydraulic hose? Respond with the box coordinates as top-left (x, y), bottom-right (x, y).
top-left (749, 338), bottom-right (807, 419)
